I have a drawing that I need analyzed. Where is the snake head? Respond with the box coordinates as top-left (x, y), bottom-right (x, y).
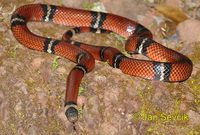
top-left (65, 106), bottom-right (78, 123)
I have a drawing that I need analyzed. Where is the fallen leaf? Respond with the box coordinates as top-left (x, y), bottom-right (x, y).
top-left (155, 4), bottom-right (187, 23)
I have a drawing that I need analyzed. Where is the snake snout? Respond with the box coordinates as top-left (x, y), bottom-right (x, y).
top-left (65, 106), bottom-right (78, 123)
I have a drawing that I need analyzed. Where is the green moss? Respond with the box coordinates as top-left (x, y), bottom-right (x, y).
top-left (132, 82), bottom-right (155, 121)
top-left (10, 123), bottom-right (17, 134)
top-left (110, 32), bottom-right (126, 43)
top-left (188, 71), bottom-right (200, 95)
top-left (81, 2), bottom-right (94, 10)
top-left (78, 107), bottom-right (84, 119)
top-left (146, 125), bottom-right (161, 135)
top-left (8, 44), bottom-right (19, 58)
top-left (187, 128), bottom-right (200, 135)
top-left (38, 26), bottom-right (58, 38)
top-left (78, 86), bottom-right (86, 96)
top-left (24, 79), bottom-right (35, 89)
top-left (110, 32), bottom-right (126, 51)
top-left (137, 82), bottom-right (153, 99)
top-left (51, 56), bottom-right (60, 71)
top-left (45, 118), bottom-right (61, 133)
top-left (173, 99), bottom-right (181, 114)
top-left (190, 42), bottom-right (200, 64)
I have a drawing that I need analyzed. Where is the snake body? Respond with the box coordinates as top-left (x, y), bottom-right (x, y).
top-left (11, 4), bottom-right (193, 123)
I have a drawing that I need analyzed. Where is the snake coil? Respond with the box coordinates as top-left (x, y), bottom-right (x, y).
top-left (11, 4), bottom-right (193, 123)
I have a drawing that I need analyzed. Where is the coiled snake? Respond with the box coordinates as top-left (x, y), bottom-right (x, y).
top-left (11, 4), bottom-right (193, 123)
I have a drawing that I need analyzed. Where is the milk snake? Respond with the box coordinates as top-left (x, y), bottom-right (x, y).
top-left (11, 4), bottom-right (193, 123)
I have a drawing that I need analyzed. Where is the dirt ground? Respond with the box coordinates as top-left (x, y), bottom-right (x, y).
top-left (0, 0), bottom-right (200, 135)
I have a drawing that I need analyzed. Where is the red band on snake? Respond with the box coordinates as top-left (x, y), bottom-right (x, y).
top-left (11, 4), bottom-right (193, 123)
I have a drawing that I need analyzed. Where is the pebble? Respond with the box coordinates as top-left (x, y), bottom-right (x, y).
top-left (177, 19), bottom-right (200, 43)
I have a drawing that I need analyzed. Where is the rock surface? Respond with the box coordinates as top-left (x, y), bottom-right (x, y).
top-left (0, 0), bottom-right (199, 135)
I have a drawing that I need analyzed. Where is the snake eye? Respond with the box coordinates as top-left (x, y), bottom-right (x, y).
top-left (65, 106), bottom-right (78, 123)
